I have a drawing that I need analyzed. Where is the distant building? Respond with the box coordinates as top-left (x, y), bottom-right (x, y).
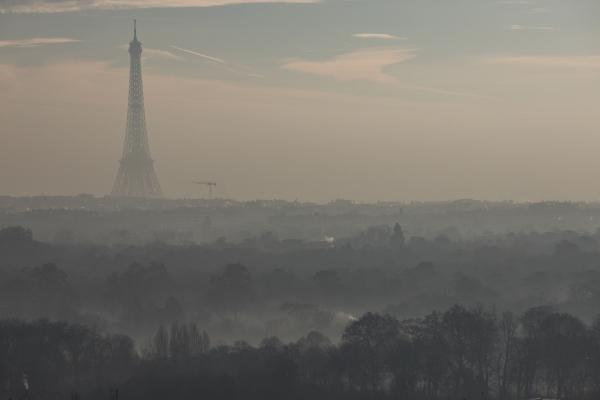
top-left (111, 20), bottom-right (163, 198)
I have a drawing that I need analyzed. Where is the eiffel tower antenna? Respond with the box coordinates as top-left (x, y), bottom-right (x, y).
top-left (111, 20), bottom-right (163, 198)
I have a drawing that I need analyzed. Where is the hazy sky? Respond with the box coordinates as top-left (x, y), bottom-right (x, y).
top-left (0, 0), bottom-right (599, 202)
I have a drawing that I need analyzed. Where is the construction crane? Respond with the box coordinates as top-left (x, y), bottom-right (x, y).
top-left (194, 181), bottom-right (217, 199)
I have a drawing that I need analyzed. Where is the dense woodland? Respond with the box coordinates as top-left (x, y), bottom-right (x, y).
top-left (3, 199), bottom-right (600, 398)
top-left (2, 305), bottom-right (600, 400)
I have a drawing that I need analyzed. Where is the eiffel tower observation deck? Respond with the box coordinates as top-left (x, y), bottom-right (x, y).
top-left (111, 20), bottom-right (163, 198)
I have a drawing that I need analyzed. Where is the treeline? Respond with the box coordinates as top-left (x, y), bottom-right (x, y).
top-left (3, 196), bottom-right (600, 245)
top-left (5, 224), bottom-right (600, 345)
top-left (0, 319), bottom-right (136, 400)
top-left (133, 306), bottom-right (600, 400)
top-left (2, 304), bottom-right (600, 400)
top-left (141, 322), bottom-right (210, 358)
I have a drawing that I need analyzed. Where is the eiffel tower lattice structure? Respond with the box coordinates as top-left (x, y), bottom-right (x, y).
top-left (111, 20), bottom-right (163, 198)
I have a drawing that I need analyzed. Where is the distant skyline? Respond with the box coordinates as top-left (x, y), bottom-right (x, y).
top-left (0, 0), bottom-right (599, 202)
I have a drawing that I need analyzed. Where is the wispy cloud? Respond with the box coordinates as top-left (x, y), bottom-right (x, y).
top-left (284, 47), bottom-right (417, 84)
top-left (0, 37), bottom-right (80, 48)
top-left (497, 0), bottom-right (550, 14)
top-left (170, 45), bottom-right (226, 64)
top-left (484, 55), bottom-right (600, 69)
top-left (170, 45), bottom-right (262, 78)
top-left (530, 7), bottom-right (551, 14)
top-left (118, 44), bottom-right (183, 60)
top-left (352, 33), bottom-right (406, 41)
top-left (508, 24), bottom-right (556, 31)
top-left (284, 47), bottom-right (491, 99)
top-left (497, 0), bottom-right (533, 5)
top-left (0, 0), bottom-right (319, 13)
top-left (143, 48), bottom-right (183, 61)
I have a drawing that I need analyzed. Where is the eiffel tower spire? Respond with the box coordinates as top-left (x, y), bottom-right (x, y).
top-left (111, 20), bottom-right (163, 198)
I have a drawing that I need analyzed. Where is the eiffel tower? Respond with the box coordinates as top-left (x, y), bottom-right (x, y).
top-left (111, 20), bottom-right (163, 198)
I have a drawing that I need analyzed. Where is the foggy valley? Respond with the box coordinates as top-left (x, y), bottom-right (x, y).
top-left (2, 0), bottom-right (600, 399)
top-left (2, 198), bottom-right (600, 399)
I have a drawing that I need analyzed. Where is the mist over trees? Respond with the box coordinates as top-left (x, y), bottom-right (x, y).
top-left (3, 198), bottom-right (600, 398)
top-left (3, 196), bottom-right (600, 245)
